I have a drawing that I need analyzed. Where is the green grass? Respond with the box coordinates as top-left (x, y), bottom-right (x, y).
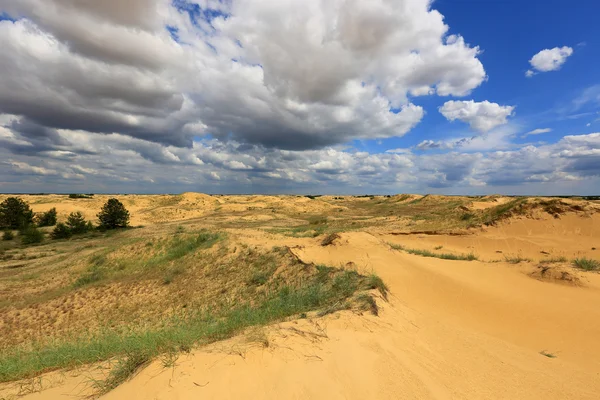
top-left (481, 198), bottom-right (527, 226)
top-left (0, 267), bottom-right (380, 384)
top-left (366, 274), bottom-right (388, 299)
top-left (94, 351), bottom-right (151, 395)
top-left (504, 254), bottom-right (532, 264)
top-left (572, 257), bottom-right (600, 271)
top-left (73, 266), bottom-right (105, 288)
top-left (389, 243), bottom-right (478, 261)
top-left (356, 294), bottom-right (379, 316)
top-left (146, 231), bottom-right (222, 267)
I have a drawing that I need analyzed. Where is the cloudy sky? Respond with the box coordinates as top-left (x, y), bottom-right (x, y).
top-left (0, 0), bottom-right (599, 195)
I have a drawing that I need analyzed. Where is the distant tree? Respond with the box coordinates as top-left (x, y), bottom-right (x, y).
top-left (2, 230), bottom-right (14, 241)
top-left (51, 223), bottom-right (72, 240)
top-left (97, 199), bottom-right (130, 229)
top-left (0, 197), bottom-right (34, 229)
top-left (20, 226), bottom-right (44, 245)
top-left (37, 208), bottom-right (57, 227)
top-left (66, 212), bottom-right (90, 234)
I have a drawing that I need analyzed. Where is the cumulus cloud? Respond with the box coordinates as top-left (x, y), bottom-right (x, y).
top-left (0, 0), bottom-right (487, 150)
top-left (439, 100), bottom-right (515, 133)
top-left (526, 46), bottom-right (573, 77)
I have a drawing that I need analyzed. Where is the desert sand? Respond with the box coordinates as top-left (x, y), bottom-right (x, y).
top-left (1, 193), bottom-right (599, 399)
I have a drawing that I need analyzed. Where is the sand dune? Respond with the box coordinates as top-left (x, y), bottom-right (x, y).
top-left (97, 232), bottom-right (600, 399)
top-left (2, 194), bottom-right (600, 399)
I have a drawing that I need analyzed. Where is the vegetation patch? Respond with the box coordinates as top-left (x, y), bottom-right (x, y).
top-left (504, 254), bottom-right (532, 264)
top-left (572, 257), bottom-right (600, 271)
top-left (539, 256), bottom-right (567, 264)
top-left (0, 240), bottom-right (384, 386)
top-left (389, 243), bottom-right (478, 261)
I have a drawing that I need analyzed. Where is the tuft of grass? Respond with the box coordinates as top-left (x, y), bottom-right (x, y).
top-left (163, 265), bottom-right (185, 285)
top-left (248, 271), bottom-right (270, 286)
top-left (94, 351), bottom-right (151, 395)
top-left (321, 232), bottom-right (340, 246)
top-left (365, 274), bottom-right (388, 300)
top-left (356, 294), bottom-right (379, 316)
top-left (460, 213), bottom-right (475, 221)
top-left (539, 350), bottom-right (557, 358)
top-left (540, 256), bottom-right (567, 264)
top-left (146, 231), bottom-right (222, 268)
top-left (504, 254), bottom-right (532, 264)
top-left (434, 245), bottom-right (443, 250)
top-left (572, 257), bottom-right (600, 271)
top-left (73, 266), bottom-right (105, 288)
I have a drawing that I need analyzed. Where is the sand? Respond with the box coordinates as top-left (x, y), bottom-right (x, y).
top-left (2, 194), bottom-right (600, 399)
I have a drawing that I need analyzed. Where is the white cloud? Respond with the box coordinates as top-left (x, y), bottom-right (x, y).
top-left (527, 46), bottom-right (573, 75)
top-left (0, 0), bottom-right (487, 150)
top-left (523, 128), bottom-right (552, 137)
top-left (439, 100), bottom-right (515, 133)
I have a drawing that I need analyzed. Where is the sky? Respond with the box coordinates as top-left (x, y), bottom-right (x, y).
top-left (0, 0), bottom-right (599, 195)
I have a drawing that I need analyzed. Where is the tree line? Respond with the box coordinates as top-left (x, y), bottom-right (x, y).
top-left (0, 197), bottom-right (130, 244)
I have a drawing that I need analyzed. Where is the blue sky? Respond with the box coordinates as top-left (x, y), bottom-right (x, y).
top-left (0, 0), bottom-right (599, 194)
top-left (363, 0), bottom-right (600, 154)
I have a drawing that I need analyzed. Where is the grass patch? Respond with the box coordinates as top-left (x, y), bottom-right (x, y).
top-left (94, 351), bottom-right (151, 395)
top-left (73, 266), bottom-right (105, 288)
top-left (162, 265), bottom-right (185, 285)
top-left (540, 256), bottom-right (567, 264)
top-left (481, 198), bottom-right (527, 226)
top-left (356, 294), bottom-right (379, 316)
top-left (145, 231), bottom-right (222, 268)
top-left (365, 274), bottom-right (388, 299)
top-left (389, 243), bottom-right (477, 261)
top-left (504, 254), bottom-right (532, 264)
top-left (0, 260), bottom-right (380, 384)
top-left (572, 257), bottom-right (600, 271)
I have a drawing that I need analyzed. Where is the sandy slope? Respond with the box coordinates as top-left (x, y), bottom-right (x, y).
top-left (90, 232), bottom-right (600, 399)
top-left (3, 195), bottom-right (600, 399)
top-left (384, 213), bottom-right (600, 261)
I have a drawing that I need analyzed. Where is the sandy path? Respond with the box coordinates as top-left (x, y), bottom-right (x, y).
top-left (97, 232), bottom-right (600, 399)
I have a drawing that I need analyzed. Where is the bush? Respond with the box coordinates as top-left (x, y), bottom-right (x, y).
top-left (68, 194), bottom-right (93, 199)
top-left (36, 208), bottom-right (57, 227)
top-left (572, 257), bottom-right (600, 271)
top-left (51, 223), bottom-right (72, 240)
top-left (2, 231), bottom-right (14, 241)
top-left (0, 197), bottom-right (34, 229)
top-left (66, 212), bottom-right (91, 234)
top-left (20, 226), bottom-right (44, 245)
top-left (98, 199), bottom-right (130, 229)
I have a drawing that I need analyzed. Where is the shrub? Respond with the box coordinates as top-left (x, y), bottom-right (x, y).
top-left (572, 257), bottom-right (600, 271)
top-left (0, 197), bottom-right (34, 229)
top-left (36, 208), bottom-right (57, 227)
top-left (98, 199), bottom-right (130, 229)
top-left (66, 212), bottom-right (91, 234)
top-left (51, 223), bottom-right (72, 240)
top-left (20, 226), bottom-right (44, 245)
top-left (2, 230), bottom-right (14, 241)
top-left (68, 194), bottom-right (93, 199)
